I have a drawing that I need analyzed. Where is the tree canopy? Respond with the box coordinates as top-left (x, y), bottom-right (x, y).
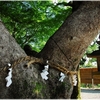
top-left (0, 1), bottom-right (72, 52)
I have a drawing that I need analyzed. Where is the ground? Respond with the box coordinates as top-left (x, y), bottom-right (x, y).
top-left (81, 88), bottom-right (100, 99)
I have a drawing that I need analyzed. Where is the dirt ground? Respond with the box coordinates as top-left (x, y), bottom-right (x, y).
top-left (81, 88), bottom-right (100, 99)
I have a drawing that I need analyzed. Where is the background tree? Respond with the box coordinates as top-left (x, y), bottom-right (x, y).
top-left (0, 1), bottom-right (100, 99)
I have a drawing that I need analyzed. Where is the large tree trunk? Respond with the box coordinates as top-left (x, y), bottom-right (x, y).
top-left (0, 2), bottom-right (100, 99)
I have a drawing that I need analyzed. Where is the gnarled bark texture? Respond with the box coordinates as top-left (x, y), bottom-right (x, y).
top-left (0, 1), bottom-right (100, 99)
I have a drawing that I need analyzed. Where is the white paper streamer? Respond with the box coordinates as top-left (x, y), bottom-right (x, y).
top-left (40, 61), bottom-right (49, 80)
top-left (5, 68), bottom-right (12, 87)
top-left (59, 72), bottom-right (65, 82)
top-left (8, 63), bottom-right (11, 67)
top-left (41, 71), bottom-right (49, 80)
top-left (72, 74), bottom-right (77, 86)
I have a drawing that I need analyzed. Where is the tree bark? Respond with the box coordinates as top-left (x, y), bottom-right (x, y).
top-left (39, 2), bottom-right (100, 70)
top-left (0, 1), bottom-right (100, 99)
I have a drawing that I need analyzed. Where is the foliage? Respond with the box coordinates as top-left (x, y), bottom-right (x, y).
top-left (81, 83), bottom-right (100, 88)
top-left (79, 35), bottom-right (99, 68)
top-left (0, 1), bottom-right (72, 52)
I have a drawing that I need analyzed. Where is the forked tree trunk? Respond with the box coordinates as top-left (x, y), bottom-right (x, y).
top-left (0, 2), bottom-right (100, 99)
